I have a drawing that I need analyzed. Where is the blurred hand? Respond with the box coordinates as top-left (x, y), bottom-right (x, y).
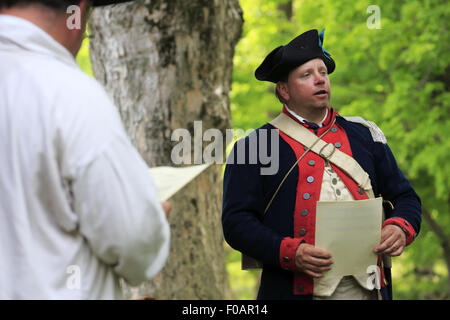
top-left (161, 201), bottom-right (172, 219)
top-left (374, 224), bottom-right (406, 256)
top-left (295, 243), bottom-right (333, 278)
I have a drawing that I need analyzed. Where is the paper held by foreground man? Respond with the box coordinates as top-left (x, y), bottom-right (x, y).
top-left (315, 197), bottom-right (383, 278)
top-left (149, 163), bottom-right (213, 202)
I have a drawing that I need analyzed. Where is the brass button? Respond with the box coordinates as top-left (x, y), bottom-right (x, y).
top-left (358, 188), bottom-right (364, 195)
top-left (303, 193), bottom-right (311, 200)
top-left (308, 160), bottom-right (315, 166)
top-left (283, 256), bottom-right (290, 263)
top-left (301, 209), bottom-right (308, 216)
top-left (307, 176), bottom-right (314, 183)
top-left (331, 127), bottom-right (338, 133)
top-left (334, 142), bottom-right (342, 148)
top-left (299, 228), bottom-right (307, 236)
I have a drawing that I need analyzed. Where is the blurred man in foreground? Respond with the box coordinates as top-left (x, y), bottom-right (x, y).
top-left (0, 0), bottom-right (170, 299)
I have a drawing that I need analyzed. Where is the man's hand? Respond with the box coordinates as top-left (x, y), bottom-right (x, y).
top-left (374, 224), bottom-right (406, 256)
top-left (161, 201), bottom-right (172, 219)
top-left (294, 243), bottom-right (333, 278)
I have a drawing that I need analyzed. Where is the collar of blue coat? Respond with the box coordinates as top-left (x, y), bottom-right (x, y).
top-left (281, 105), bottom-right (338, 137)
top-left (284, 104), bottom-right (329, 128)
top-left (0, 14), bottom-right (78, 69)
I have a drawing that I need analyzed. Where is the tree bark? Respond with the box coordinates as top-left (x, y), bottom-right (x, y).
top-left (277, 0), bottom-right (293, 21)
top-left (88, 0), bottom-right (242, 299)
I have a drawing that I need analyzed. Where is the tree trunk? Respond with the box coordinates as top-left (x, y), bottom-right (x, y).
top-left (277, 0), bottom-right (293, 21)
top-left (88, 0), bottom-right (243, 299)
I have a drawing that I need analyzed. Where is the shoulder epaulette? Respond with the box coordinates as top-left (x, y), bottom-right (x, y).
top-left (342, 116), bottom-right (387, 144)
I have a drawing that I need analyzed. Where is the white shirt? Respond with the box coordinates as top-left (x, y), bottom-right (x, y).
top-left (0, 15), bottom-right (170, 299)
top-left (284, 105), bottom-right (328, 127)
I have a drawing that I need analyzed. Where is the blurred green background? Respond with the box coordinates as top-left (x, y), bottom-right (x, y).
top-left (78, 0), bottom-right (450, 300)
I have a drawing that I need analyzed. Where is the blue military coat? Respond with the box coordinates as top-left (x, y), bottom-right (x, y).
top-left (222, 108), bottom-right (421, 300)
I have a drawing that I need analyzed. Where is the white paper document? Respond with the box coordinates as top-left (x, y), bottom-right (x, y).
top-left (149, 163), bottom-right (212, 202)
top-left (315, 197), bottom-right (383, 277)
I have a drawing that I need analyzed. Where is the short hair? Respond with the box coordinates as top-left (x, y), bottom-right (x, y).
top-left (275, 73), bottom-right (289, 104)
top-left (0, 0), bottom-right (82, 11)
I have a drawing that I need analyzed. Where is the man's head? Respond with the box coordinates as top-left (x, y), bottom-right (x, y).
top-left (0, 0), bottom-right (131, 11)
top-left (276, 58), bottom-right (331, 111)
top-left (0, 0), bottom-right (90, 57)
top-left (0, 0), bottom-right (132, 57)
top-left (0, 1), bottom-right (82, 10)
top-left (255, 29), bottom-right (335, 112)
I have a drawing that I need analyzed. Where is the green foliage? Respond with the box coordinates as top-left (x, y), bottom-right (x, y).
top-left (76, 36), bottom-right (93, 77)
top-left (229, 0), bottom-right (450, 300)
top-left (230, 0), bottom-right (298, 130)
top-left (224, 243), bottom-right (261, 299)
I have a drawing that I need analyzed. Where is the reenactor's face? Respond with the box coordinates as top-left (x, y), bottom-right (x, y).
top-left (279, 58), bottom-right (331, 110)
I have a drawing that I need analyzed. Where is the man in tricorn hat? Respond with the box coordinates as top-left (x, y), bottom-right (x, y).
top-left (222, 29), bottom-right (422, 300)
top-left (0, 0), bottom-right (170, 299)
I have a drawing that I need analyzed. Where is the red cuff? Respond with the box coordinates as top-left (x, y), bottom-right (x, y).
top-left (279, 237), bottom-right (304, 271)
top-left (382, 217), bottom-right (416, 246)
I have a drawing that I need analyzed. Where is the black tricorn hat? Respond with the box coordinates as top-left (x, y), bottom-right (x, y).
top-left (255, 29), bottom-right (335, 83)
top-left (92, 0), bottom-right (133, 6)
